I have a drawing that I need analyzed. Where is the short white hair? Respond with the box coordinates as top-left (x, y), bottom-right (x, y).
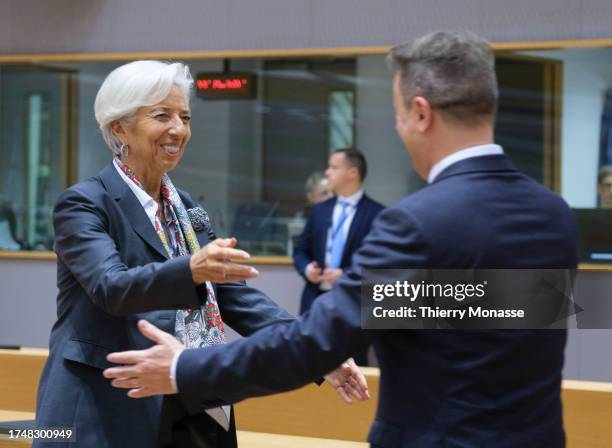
top-left (94, 60), bottom-right (194, 155)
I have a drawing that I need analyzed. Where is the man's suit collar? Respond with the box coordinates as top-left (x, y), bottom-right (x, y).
top-left (317, 196), bottom-right (336, 219)
top-left (330, 192), bottom-right (367, 208)
top-left (427, 144), bottom-right (503, 183)
top-left (342, 195), bottom-right (371, 263)
top-left (335, 189), bottom-right (364, 207)
top-left (98, 161), bottom-right (169, 259)
top-left (433, 154), bottom-right (517, 183)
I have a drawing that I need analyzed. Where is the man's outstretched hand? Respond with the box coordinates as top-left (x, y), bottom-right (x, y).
top-left (104, 320), bottom-right (370, 405)
top-left (103, 320), bottom-right (183, 398)
top-left (324, 358), bottom-right (370, 404)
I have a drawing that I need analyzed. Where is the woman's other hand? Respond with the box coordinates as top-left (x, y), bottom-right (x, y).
top-left (190, 237), bottom-right (259, 284)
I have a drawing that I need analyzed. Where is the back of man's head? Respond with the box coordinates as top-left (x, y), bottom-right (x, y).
top-left (334, 148), bottom-right (367, 182)
top-left (388, 30), bottom-right (498, 126)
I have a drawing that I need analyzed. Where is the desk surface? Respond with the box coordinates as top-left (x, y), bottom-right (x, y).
top-left (0, 412), bottom-right (34, 422)
top-left (0, 412), bottom-right (368, 448)
top-left (237, 431), bottom-right (368, 447)
top-left (3, 350), bottom-right (612, 448)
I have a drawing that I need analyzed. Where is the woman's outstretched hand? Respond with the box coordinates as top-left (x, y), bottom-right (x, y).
top-left (190, 237), bottom-right (259, 284)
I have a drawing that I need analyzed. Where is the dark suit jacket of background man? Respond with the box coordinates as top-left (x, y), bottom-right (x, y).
top-left (176, 154), bottom-right (577, 448)
top-left (293, 194), bottom-right (384, 314)
top-left (34, 163), bottom-right (294, 448)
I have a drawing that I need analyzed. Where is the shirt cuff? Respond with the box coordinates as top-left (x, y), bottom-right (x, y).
top-left (170, 348), bottom-right (185, 392)
top-left (305, 262), bottom-right (314, 278)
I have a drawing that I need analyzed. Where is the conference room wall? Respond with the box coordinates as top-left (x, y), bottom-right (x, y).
top-left (1, 0), bottom-right (611, 55)
top-left (0, 257), bottom-right (610, 382)
top-left (0, 259), bottom-right (303, 347)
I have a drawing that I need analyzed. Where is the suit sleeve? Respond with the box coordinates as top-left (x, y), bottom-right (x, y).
top-left (177, 191), bottom-right (297, 335)
top-left (176, 204), bottom-right (429, 410)
top-left (292, 211), bottom-right (316, 278)
top-left (54, 187), bottom-right (202, 316)
top-left (216, 281), bottom-right (295, 336)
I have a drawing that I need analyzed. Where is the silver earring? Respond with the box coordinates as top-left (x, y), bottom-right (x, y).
top-left (119, 143), bottom-right (129, 158)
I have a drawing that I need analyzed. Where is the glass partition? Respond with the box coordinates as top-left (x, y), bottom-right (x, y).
top-left (0, 65), bottom-right (76, 251)
top-left (0, 43), bottom-right (610, 262)
top-left (510, 47), bottom-right (612, 263)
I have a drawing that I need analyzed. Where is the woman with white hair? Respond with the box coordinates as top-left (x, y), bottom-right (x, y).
top-left (34, 60), bottom-right (367, 448)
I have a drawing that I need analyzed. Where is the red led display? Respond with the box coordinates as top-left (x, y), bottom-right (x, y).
top-left (195, 73), bottom-right (257, 99)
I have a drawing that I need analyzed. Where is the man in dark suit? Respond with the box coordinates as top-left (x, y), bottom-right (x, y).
top-left (294, 148), bottom-right (384, 316)
top-left (106, 30), bottom-right (577, 448)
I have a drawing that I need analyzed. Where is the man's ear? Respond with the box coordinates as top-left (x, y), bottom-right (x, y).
top-left (110, 120), bottom-right (128, 146)
top-left (411, 96), bottom-right (433, 132)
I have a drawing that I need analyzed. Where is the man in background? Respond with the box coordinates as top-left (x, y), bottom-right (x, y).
top-left (293, 149), bottom-right (384, 318)
top-left (598, 165), bottom-right (612, 208)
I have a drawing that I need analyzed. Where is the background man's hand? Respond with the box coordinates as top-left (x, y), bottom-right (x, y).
top-left (305, 261), bottom-right (324, 284)
top-left (322, 267), bottom-right (343, 286)
top-left (324, 358), bottom-right (370, 404)
top-left (190, 237), bottom-right (259, 285)
top-left (103, 320), bottom-right (183, 398)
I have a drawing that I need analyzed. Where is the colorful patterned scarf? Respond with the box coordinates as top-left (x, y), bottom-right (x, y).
top-left (116, 158), bottom-right (226, 348)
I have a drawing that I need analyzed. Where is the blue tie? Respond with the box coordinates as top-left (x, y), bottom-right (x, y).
top-left (329, 200), bottom-right (350, 269)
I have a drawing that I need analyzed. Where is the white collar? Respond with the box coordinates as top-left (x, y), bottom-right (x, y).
top-left (336, 189), bottom-right (364, 207)
top-left (427, 144), bottom-right (504, 184)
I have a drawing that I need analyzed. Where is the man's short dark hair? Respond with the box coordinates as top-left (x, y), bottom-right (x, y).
top-left (388, 30), bottom-right (498, 125)
top-left (335, 148), bottom-right (367, 181)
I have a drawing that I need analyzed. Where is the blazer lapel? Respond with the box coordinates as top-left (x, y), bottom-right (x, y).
top-left (99, 162), bottom-right (169, 260)
top-left (193, 230), bottom-right (207, 248)
top-left (317, 199), bottom-right (336, 262)
top-left (119, 192), bottom-right (169, 260)
top-left (341, 196), bottom-right (367, 266)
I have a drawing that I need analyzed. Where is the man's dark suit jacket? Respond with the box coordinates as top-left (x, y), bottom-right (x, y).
top-left (293, 194), bottom-right (384, 314)
top-left (176, 154), bottom-right (577, 448)
top-left (34, 162), bottom-right (294, 448)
